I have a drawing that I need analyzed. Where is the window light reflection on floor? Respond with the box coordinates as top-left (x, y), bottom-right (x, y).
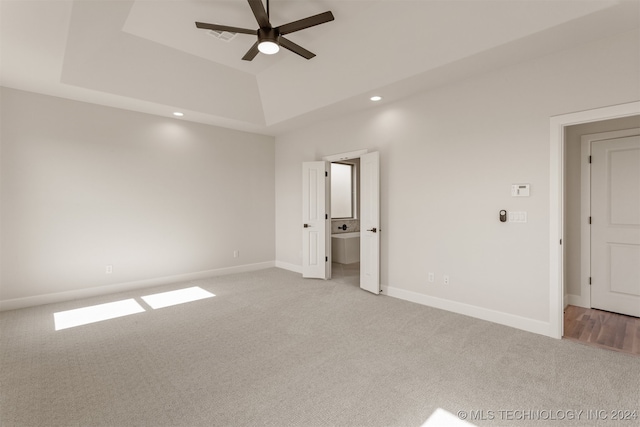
top-left (141, 286), bottom-right (215, 309)
top-left (421, 408), bottom-right (477, 427)
top-left (54, 299), bottom-right (145, 331)
top-left (53, 287), bottom-right (215, 331)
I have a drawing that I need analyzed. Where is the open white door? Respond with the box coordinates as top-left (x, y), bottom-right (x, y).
top-left (591, 135), bottom-right (640, 317)
top-left (302, 161), bottom-right (331, 279)
top-left (360, 152), bottom-right (380, 294)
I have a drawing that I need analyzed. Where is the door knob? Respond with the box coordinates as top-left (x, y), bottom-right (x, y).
top-left (367, 227), bottom-right (377, 233)
top-left (303, 224), bottom-right (309, 228)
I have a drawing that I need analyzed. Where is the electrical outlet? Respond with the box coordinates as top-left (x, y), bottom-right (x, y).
top-left (443, 275), bottom-right (449, 285)
top-left (105, 265), bottom-right (113, 274)
top-left (233, 250), bottom-right (239, 258)
top-left (428, 272), bottom-right (435, 283)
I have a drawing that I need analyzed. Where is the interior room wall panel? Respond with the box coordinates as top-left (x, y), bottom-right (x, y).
top-left (0, 88), bottom-right (275, 305)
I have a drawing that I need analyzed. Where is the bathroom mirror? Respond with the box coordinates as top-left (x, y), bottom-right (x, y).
top-left (331, 162), bottom-right (356, 218)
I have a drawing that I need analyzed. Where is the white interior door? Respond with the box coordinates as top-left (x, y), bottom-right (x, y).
top-left (302, 161), bottom-right (331, 279)
top-left (360, 151), bottom-right (380, 294)
top-left (591, 135), bottom-right (640, 317)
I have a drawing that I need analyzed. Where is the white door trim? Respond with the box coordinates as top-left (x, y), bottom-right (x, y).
top-left (320, 150), bottom-right (380, 293)
top-left (322, 149), bottom-right (368, 162)
top-left (549, 101), bottom-right (640, 339)
top-left (577, 129), bottom-right (640, 309)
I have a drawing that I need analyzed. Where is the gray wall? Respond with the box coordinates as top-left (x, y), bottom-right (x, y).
top-left (274, 29), bottom-right (640, 333)
top-left (1, 88), bottom-right (275, 306)
top-left (564, 115), bottom-right (640, 302)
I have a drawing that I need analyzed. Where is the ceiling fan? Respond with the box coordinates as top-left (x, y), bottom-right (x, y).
top-left (195, 0), bottom-right (334, 61)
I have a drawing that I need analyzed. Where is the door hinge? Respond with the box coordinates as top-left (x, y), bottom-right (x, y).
top-left (325, 256), bottom-right (328, 262)
top-left (589, 155), bottom-right (592, 164)
top-left (325, 171), bottom-right (328, 177)
top-left (560, 239), bottom-right (562, 245)
top-left (325, 214), bottom-right (328, 220)
top-left (589, 216), bottom-right (592, 225)
top-left (589, 277), bottom-right (592, 285)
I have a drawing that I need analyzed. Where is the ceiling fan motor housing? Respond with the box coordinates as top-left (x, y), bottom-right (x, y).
top-left (258, 27), bottom-right (280, 45)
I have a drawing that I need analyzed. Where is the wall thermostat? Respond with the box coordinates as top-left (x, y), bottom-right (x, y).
top-left (511, 184), bottom-right (530, 197)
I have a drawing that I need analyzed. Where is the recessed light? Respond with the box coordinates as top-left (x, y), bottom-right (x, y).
top-left (370, 96), bottom-right (382, 102)
top-left (173, 112), bottom-right (184, 117)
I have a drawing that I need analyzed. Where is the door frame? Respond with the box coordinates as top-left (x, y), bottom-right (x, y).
top-left (322, 149), bottom-right (380, 293)
top-left (549, 101), bottom-right (640, 339)
top-left (578, 129), bottom-right (640, 309)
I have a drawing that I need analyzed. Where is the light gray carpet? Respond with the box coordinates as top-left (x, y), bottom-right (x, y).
top-left (1, 266), bottom-right (638, 427)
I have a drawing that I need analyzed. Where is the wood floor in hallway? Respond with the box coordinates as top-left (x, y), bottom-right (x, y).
top-left (563, 305), bottom-right (640, 356)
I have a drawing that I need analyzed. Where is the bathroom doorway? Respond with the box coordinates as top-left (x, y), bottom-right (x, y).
top-left (330, 159), bottom-right (361, 287)
top-left (302, 150), bottom-right (380, 293)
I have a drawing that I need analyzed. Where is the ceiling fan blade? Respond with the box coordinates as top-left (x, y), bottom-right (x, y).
top-left (276, 11), bottom-right (334, 35)
top-left (242, 41), bottom-right (260, 61)
top-left (248, 0), bottom-right (270, 28)
top-left (195, 22), bottom-right (256, 35)
top-left (279, 37), bottom-right (315, 60)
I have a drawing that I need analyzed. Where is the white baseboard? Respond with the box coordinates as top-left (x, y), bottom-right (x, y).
top-left (566, 293), bottom-right (590, 309)
top-left (275, 260), bottom-right (302, 274)
top-left (0, 261), bottom-right (275, 311)
top-left (382, 285), bottom-right (552, 337)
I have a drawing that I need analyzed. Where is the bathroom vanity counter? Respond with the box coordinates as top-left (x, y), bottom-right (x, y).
top-left (331, 232), bottom-right (360, 264)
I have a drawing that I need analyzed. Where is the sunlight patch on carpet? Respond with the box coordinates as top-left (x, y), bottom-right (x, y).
top-left (54, 299), bottom-right (145, 330)
top-left (422, 408), bottom-right (477, 426)
top-left (141, 286), bottom-right (215, 309)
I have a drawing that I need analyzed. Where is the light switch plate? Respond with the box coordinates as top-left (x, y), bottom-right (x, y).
top-left (508, 211), bottom-right (528, 223)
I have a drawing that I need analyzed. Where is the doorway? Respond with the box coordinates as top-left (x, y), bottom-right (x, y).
top-left (330, 159), bottom-right (361, 288)
top-left (564, 120), bottom-right (640, 314)
top-left (553, 107), bottom-right (640, 340)
top-left (301, 150), bottom-right (380, 294)
top-left (550, 101), bottom-right (639, 339)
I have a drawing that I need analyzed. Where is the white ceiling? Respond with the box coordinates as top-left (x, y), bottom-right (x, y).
top-left (1, 0), bottom-right (639, 135)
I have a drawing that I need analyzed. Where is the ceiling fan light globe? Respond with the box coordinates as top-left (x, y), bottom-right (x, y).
top-left (258, 41), bottom-right (280, 55)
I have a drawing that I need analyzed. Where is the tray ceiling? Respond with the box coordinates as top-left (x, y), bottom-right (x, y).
top-left (1, 0), bottom-right (638, 135)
